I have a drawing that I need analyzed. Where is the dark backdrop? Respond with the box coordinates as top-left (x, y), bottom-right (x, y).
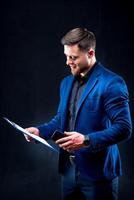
top-left (0, 0), bottom-right (134, 200)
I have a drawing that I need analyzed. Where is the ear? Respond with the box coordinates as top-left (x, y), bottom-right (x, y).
top-left (88, 49), bottom-right (94, 58)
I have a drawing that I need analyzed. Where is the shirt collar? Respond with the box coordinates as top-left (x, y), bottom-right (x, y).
top-left (75, 61), bottom-right (98, 84)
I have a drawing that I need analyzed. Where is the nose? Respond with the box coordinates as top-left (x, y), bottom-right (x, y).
top-left (66, 57), bottom-right (73, 66)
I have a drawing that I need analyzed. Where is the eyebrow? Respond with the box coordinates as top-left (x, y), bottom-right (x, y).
top-left (64, 53), bottom-right (78, 57)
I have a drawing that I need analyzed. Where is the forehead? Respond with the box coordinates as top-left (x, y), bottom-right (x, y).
top-left (64, 44), bottom-right (81, 56)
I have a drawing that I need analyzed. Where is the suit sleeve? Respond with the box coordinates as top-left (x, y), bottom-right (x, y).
top-left (88, 76), bottom-right (132, 152)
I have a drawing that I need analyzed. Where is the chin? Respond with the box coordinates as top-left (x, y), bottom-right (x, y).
top-left (71, 69), bottom-right (80, 76)
top-left (71, 71), bottom-right (79, 76)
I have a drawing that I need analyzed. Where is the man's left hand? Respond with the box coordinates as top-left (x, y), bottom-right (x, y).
top-left (55, 131), bottom-right (85, 151)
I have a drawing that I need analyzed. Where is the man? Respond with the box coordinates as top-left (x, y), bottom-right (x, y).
top-left (25, 28), bottom-right (132, 200)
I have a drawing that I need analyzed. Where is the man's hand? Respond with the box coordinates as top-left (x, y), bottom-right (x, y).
top-left (24, 127), bottom-right (40, 142)
top-left (55, 131), bottom-right (85, 151)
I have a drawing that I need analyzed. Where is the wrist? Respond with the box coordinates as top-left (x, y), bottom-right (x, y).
top-left (83, 135), bottom-right (90, 147)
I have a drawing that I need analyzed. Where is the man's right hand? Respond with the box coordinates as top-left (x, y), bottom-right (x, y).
top-left (24, 127), bottom-right (40, 142)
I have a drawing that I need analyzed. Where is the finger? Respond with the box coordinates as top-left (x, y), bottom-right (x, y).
top-left (24, 134), bottom-right (30, 142)
top-left (59, 140), bottom-right (72, 148)
top-left (65, 148), bottom-right (72, 152)
top-left (56, 136), bottom-right (71, 144)
top-left (64, 131), bottom-right (74, 136)
top-left (64, 146), bottom-right (75, 152)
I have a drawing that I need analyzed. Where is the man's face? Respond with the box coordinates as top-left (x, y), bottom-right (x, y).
top-left (64, 44), bottom-right (91, 76)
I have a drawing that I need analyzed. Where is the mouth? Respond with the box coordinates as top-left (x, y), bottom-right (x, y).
top-left (70, 65), bottom-right (77, 69)
top-left (69, 65), bottom-right (81, 76)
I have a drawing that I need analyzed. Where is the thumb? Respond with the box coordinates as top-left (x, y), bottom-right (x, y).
top-left (64, 131), bottom-right (73, 136)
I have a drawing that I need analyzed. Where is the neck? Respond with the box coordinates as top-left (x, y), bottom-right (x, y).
top-left (80, 57), bottom-right (96, 77)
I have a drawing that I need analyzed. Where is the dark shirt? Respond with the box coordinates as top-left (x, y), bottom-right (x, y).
top-left (66, 62), bottom-right (97, 131)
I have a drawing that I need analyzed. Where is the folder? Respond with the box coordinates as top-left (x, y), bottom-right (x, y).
top-left (3, 117), bottom-right (57, 152)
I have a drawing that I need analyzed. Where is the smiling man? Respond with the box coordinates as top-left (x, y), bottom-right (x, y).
top-left (64, 43), bottom-right (96, 77)
top-left (25, 28), bottom-right (132, 200)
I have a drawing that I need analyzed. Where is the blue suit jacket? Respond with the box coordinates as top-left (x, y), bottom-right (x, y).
top-left (38, 62), bottom-right (132, 181)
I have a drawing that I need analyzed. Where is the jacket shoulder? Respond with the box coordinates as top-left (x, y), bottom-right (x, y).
top-left (99, 63), bottom-right (125, 82)
top-left (61, 74), bottom-right (73, 82)
top-left (60, 75), bottom-right (73, 87)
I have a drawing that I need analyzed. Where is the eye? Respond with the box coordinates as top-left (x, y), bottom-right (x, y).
top-left (70, 56), bottom-right (78, 61)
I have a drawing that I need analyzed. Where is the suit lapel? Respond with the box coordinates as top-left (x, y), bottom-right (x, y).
top-left (62, 63), bottom-right (102, 129)
top-left (61, 76), bottom-right (74, 130)
top-left (62, 76), bottom-right (74, 112)
top-left (76, 64), bottom-right (101, 116)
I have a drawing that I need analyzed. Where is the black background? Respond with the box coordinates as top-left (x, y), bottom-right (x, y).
top-left (0, 0), bottom-right (134, 199)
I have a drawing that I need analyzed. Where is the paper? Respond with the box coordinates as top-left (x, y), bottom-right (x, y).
top-left (3, 117), bottom-right (57, 152)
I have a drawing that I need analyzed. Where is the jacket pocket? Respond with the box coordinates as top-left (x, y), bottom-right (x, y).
top-left (83, 97), bottom-right (102, 112)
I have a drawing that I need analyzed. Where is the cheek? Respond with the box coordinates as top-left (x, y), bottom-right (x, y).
top-left (76, 59), bottom-right (86, 68)
top-left (75, 59), bottom-right (82, 66)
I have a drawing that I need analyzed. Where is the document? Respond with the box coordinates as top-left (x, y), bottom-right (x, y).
top-left (3, 117), bottom-right (57, 152)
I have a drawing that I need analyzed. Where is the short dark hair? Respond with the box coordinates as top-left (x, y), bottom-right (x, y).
top-left (61, 27), bottom-right (96, 51)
